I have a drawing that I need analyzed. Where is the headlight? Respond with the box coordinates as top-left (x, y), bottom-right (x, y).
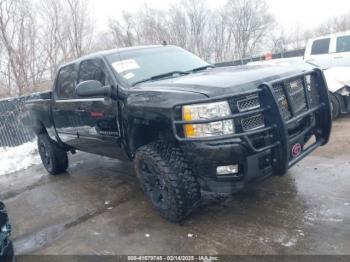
top-left (182, 101), bottom-right (234, 138)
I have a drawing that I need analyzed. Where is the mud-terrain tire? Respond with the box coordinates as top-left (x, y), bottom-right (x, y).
top-left (37, 134), bottom-right (68, 175)
top-left (330, 93), bottom-right (340, 119)
top-left (134, 142), bottom-right (201, 223)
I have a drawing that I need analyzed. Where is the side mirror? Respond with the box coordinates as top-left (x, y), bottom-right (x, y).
top-left (76, 80), bottom-right (114, 99)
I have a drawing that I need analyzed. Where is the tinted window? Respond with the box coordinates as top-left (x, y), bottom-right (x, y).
top-left (56, 65), bottom-right (76, 99)
top-left (311, 38), bottom-right (330, 55)
top-left (78, 59), bottom-right (109, 85)
top-left (336, 35), bottom-right (350, 53)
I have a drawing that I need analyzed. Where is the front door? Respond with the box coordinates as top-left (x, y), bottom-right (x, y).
top-left (332, 34), bottom-right (350, 67)
top-left (72, 58), bottom-right (122, 158)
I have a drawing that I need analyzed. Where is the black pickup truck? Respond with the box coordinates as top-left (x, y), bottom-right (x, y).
top-left (26, 45), bottom-right (332, 222)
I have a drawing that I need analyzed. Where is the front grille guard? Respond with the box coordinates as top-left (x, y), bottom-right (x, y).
top-left (171, 68), bottom-right (332, 175)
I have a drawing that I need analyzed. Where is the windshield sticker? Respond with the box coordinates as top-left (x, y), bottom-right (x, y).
top-left (112, 59), bottom-right (139, 73)
top-left (123, 72), bottom-right (135, 80)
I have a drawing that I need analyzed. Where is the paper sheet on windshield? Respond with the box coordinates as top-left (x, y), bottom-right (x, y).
top-left (112, 59), bottom-right (139, 73)
top-left (123, 72), bottom-right (135, 80)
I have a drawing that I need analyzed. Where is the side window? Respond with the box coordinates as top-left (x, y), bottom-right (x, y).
top-left (336, 35), bottom-right (350, 53)
top-left (311, 38), bottom-right (330, 55)
top-left (56, 64), bottom-right (76, 99)
top-left (78, 59), bottom-right (110, 86)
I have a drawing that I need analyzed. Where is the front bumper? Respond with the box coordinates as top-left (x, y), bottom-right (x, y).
top-left (181, 139), bottom-right (274, 193)
top-left (173, 69), bottom-right (332, 193)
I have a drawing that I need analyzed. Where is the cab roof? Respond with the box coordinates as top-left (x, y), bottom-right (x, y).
top-left (58, 45), bottom-right (170, 69)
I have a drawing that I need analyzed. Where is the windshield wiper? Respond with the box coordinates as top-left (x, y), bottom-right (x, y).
top-left (188, 65), bottom-right (215, 73)
top-left (132, 71), bottom-right (190, 86)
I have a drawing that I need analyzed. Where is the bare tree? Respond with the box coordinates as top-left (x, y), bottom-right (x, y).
top-left (0, 0), bottom-right (95, 97)
top-left (65, 0), bottom-right (94, 58)
top-left (109, 12), bottom-right (139, 48)
top-left (40, 0), bottom-right (68, 80)
top-left (314, 11), bottom-right (350, 36)
top-left (333, 13), bottom-right (350, 32)
top-left (225, 0), bottom-right (274, 61)
top-left (135, 5), bottom-right (171, 46)
top-left (210, 7), bottom-right (234, 62)
top-left (39, 0), bottom-right (95, 81)
top-left (181, 0), bottom-right (211, 59)
top-left (107, 0), bottom-right (273, 63)
top-left (0, 0), bottom-right (47, 96)
top-left (3, 0), bottom-right (350, 99)
top-left (167, 4), bottom-right (189, 48)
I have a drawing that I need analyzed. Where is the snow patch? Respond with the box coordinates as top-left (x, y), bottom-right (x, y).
top-left (0, 141), bottom-right (41, 176)
top-left (273, 232), bottom-right (299, 248)
top-left (296, 229), bottom-right (305, 237)
top-left (281, 238), bottom-right (298, 247)
top-left (318, 217), bottom-right (344, 223)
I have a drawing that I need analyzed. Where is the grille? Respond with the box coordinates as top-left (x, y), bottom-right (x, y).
top-left (273, 83), bottom-right (292, 120)
top-left (305, 74), bottom-right (320, 107)
top-left (237, 95), bottom-right (260, 112)
top-left (272, 77), bottom-right (315, 120)
top-left (285, 79), bottom-right (307, 114)
top-left (241, 114), bottom-right (265, 131)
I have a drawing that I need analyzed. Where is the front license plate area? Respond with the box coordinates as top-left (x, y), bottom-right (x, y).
top-left (291, 143), bottom-right (303, 159)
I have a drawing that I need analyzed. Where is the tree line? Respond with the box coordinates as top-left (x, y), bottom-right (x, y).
top-left (0, 0), bottom-right (349, 98)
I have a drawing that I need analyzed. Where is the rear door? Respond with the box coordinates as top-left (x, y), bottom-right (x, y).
top-left (332, 34), bottom-right (350, 66)
top-left (305, 38), bottom-right (332, 68)
top-left (72, 58), bottom-right (122, 158)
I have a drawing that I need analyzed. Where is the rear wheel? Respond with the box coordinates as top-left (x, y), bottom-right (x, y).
top-left (330, 93), bottom-right (340, 119)
top-left (134, 142), bottom-right (201, 223)
top-left (37, 134), bottom-right (68, 175)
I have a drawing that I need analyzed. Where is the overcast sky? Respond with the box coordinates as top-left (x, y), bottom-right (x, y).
top-left (90, 0), bottom-right (350, 32)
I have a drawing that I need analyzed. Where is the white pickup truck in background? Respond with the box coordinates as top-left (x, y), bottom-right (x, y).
top-left (248, 31), bottom-right (350, 119)
top-left (320, 67), bottom-right (350, 118)
top-left (304, 31), bottom-right (350, 68)
top-left (304, 32), bottom-right (350, 118)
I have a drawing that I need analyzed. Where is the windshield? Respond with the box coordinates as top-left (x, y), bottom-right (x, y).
top-left (106, 46), bottom-right (210, 86)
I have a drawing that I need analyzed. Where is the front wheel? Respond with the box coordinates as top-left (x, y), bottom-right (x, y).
top-left (330, 93), bottom-right (340, 119)
top-left (37, 134), bottom-right (68, 175)
top-left (134, 142), bottom-right (201, 223)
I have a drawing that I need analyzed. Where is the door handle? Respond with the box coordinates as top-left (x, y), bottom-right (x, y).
top-left (334, 56), bottom-right (343, 59)
top-left (75, 108), bottom-right (85, 113)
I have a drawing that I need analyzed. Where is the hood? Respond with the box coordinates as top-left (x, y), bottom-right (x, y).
top-left (133, 63), bottom-right (314, 97)
top-left (323, 67), bottom-right (350, 93)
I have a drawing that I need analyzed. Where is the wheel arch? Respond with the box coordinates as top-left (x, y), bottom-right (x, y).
top-left (32, 120), bottom-right (48, 136)
top-left (126, 120), bottom-right (177, 158)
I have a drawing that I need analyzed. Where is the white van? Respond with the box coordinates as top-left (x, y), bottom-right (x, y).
top-left (304, 31), bottom-right (350, 68)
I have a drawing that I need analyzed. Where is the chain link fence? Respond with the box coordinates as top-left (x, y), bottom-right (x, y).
top-left (0, 96), bottom-right (35, 147)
